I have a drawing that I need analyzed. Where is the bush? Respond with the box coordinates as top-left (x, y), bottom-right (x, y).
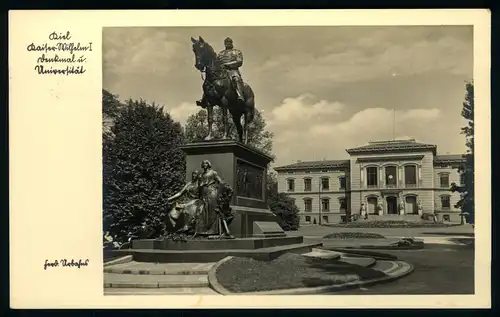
top-left (267, 172), bottom-right (300, 231)
top-left (103, 99), bottom-right (186, 243)
top-left (269, 193), bottom-right (300, 231)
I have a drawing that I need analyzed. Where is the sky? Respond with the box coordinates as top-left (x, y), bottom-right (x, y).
top-left (102, 25), bottom-right (473, 168)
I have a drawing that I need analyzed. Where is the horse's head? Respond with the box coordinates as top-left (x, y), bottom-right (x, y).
top-left (191, 36), bottom-right (214, 72)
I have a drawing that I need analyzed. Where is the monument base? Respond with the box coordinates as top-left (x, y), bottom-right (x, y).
top-left (180, 140), bottom-right (281, 238)
top-left (111, 236), bottom-right (322, 262)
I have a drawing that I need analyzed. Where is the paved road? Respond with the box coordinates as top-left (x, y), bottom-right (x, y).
top-left (286, 224), bottom-right (474, 238)
top-left (337, 243), bottom-right (475, 294)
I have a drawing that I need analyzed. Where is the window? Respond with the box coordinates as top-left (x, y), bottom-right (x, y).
top-left (321, 177), bottom-right (329, 190)
top-left (385, 166), bottom-right (397, 187)
top-left (322, 216), bottom-right (329, 224)
top-left (460, 173), bottom-right (466, 185)
top-left (404, 165), bottom-right (417, 187)
top-left (287, 171), bottom-right (295, 174)
top-left (305, 216), bottom-right (311, 223)
top-left (304, 198), bottom-right (312, 212)
top-left (304, 178), bottom-right (312, 191)
top-left (305, 171), bottom-right (311, 174)
top-left (443, 215), bottom-right (450, 222)
top-left (367, 167), bottom-right (378, 188)
top-left (440, 195), bottom-right (451, 209)
top-left (339, 197), bottom-right (347, 211)
top-left (440, 173), bottom-right (450, 188)
top-left (287, 179), bottom-right (295, 192)
top-left (321, 198), bottom-right (330, 211)
top-left (339, 176), bottom-right (346, 189)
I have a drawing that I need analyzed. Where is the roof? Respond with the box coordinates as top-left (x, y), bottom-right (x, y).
top-left (274, 159), bottom-right (349, 171)
top-left (346, 139), bottom-right (437, 155)
top-left (434, 154), bottom-right (466, 164)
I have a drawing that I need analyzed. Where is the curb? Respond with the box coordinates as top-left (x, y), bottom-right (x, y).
top-left (104, 255), bottom-right (133, 267)
top-left (208, 256), bottom-right (414, 295)
top-left (324, 248), bottom-right (399, 260)
top-left (207, 256), bottom-right (235, 295)
top-left (104, 267), bottom-right (210, 275)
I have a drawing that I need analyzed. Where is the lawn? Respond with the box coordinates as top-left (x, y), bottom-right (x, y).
top-left (215, 253), bottom-right (386, 293)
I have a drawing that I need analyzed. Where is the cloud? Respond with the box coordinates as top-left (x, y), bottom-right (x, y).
top-left (165, 102), bottom-right (199, 125)
top-left (267, 96), bottom-right (442, 166)
top-left (268, 94), bottom-right (345, 126)
top-left (103, 28), bottom-right (183, 76)
top-left (258, 29), bottom-right (472, 89)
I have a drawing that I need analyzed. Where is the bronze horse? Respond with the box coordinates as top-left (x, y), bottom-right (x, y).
top-left (191, 36), bottom-right (256, 144)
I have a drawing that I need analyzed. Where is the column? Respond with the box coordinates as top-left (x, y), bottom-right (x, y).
top-left (398, 166), bottom-right (403, 187)
top-left (379, 166), bottom-right (384, 188)
top-left (418, 164), bottom-right (422, 187)
top-left (360, 167), bottom-right (364, 188)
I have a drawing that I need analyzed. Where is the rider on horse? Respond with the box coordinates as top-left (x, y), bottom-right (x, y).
top-left (196, 37), bottom-right (245, 107)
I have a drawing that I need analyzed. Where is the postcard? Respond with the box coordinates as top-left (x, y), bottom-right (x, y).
top-left (9, 9), bottom-right (491, 309)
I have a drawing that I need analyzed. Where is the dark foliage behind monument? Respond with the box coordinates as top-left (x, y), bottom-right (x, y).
top-left (102, 98), bottom-right (186, 243)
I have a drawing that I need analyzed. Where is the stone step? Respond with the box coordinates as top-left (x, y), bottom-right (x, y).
top-left (116, 242), bottom-right (322, 263)
top-left (339, 256), bottom-right (377, 267)
top-left (104, 261), bottom-right (215, 275)
top-left (302, 249), bottom-right (342, 260)
top-left (104, 287), bottom-right (219, 295)
top-left (104, 273), bottom-right (209, 288)
top-left (371, 260), bottom-right (413, 277)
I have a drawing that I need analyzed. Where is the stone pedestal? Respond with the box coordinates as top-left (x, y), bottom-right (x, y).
top-left (180, 140), bottom-right (281, 238)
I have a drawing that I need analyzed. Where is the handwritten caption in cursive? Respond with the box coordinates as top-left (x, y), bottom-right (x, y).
top-left (26, 31), bottom-right (92, 76)
top-left (44, 259), bottom-right (90, 270)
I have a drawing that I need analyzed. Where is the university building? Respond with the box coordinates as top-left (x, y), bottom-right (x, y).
top-left (274, 139), bottom-right (465, 224)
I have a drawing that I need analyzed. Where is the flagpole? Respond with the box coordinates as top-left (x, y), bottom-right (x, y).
top-left (393, 109), bottom-right (396, 140)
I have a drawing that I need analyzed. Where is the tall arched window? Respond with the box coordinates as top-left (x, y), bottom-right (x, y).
top-left (366, 166), bottom-right (378, 188)
top-left (404, 165), bottom-right (417, 188)
top-left (385, 165), bottom-right (397, 188)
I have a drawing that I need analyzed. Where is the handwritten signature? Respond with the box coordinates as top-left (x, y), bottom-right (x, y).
top-left (44, 259), bottom-right (90, 270)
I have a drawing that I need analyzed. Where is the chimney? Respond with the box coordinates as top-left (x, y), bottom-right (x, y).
top-left (297, 160), bottom-right (302, 163)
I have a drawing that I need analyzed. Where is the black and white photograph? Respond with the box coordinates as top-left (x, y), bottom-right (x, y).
top-left (8, 9), bottom-right (490, 309)
top-left (102, 25), bottom-right (476, 296)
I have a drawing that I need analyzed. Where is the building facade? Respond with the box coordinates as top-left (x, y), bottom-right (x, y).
top-left (274, 139), bottom-right (466, 224)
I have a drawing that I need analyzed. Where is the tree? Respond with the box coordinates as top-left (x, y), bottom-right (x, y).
top-left (102, 89), bottom-right (123, 120)
top-left (451, 81), bottom-right (474, 224)
top-left (103, 97), bottom-right (186, 243)
top-left (184, 107), bottom-right (275, 158)
top-left (267, 171), bottom-right (300, 230)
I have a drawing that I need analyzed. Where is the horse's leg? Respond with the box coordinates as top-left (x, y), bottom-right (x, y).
top-left (243, 111), bottom-right (250, 144)
top-left (232, 111), bottom-right (244, 143)
top-left (204, 105), bottom-right (214, 140)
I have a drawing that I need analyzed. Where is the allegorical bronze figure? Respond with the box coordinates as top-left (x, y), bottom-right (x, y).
top-left (191, 36), bottom-right (256, 144)
top-left (165, 161), bottom-right (234, 239)
top-left (166, 170), bottom-right (204, 233)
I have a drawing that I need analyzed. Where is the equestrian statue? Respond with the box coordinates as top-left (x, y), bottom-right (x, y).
top-left (191, 36), bottom-right (256, 144)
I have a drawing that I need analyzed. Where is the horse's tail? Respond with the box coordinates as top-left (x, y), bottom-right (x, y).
top-left (245, 86), bottom-right (256, 123)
